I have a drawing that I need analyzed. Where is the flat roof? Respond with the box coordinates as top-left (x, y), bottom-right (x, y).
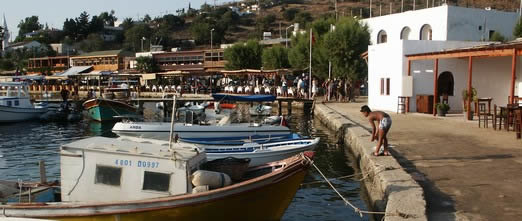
top-left (406, 41), bottom-right (522, 60)
top-left (62, 137), bottom-right (200, 160)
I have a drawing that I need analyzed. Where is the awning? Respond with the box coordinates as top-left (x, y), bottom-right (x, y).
top-left (51, 66), bottom-right (93, 78)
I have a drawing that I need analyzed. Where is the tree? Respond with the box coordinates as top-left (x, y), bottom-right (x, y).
top-left (224, 40), bottom-right (262, 70)
top-left (120, 18), bottom-right (134, 30)
top-left (323, 17), bottom-right (370, 82)
top-left (76, 11), bottom-right (90, 40)
top-left (514, 17), bottom-right (522, 38)
top-left (99, 10), bottom-right (117, 26)
top-left (135, 56), bottom-right (158, 73)
top-left (142, 14), bottom-right (152, 23)
top-left (190, 22), bottom-right (211, 45)
top-left (89, 15), bottom-right (105, 34)
top-left (63, 18), bottom-right (78, 40)
top-left (16, 16), bottom-right (43, 41)
top-left (123, 24), bottom-right (152, 52)
top-left (78, 33), bottom-right (105, 52)
top-left (293, 12), bottom-right (313, 27)
top-left (283, 8), bottom-right (300, 21)
top-left (262, 45), bottom-right (290, 69)
top-left (288, 33), bottom-right (310, 70)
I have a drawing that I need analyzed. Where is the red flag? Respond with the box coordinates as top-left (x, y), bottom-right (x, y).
top-left (311, 31), bottom-right (316, 45)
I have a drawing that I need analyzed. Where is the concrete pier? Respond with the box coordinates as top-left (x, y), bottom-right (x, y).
top-left (314, 103), bottom-right (427, 221)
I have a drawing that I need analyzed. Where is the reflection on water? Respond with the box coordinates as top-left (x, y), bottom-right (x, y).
top-left (0, 105), bottom-right (368, 220)
top-left (282, 109), bottom-right (369, 221)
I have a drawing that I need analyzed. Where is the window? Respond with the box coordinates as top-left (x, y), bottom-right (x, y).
top-left (400, 27), bottom-right (411, 40)
top-left (6, 101), bottom-right (11, 106)
top-left (380, 78), bottom-right (390, 96)
top-left (489, 30), bottom-right (496, 39)
top-left (142, 171), bottom-right (170, 192)
top-left (380, 78), bottom-right (384, 95)
top-left (420, 24), bottom-right (433, 40)
top-left (386, 78), bottom-right (390, 95)
top-left (95, 165), bottom-right (122, 186)
top-left (377, 30), bottom-right (387, 44)
top-left (14, 100), bottom-right (19, 106)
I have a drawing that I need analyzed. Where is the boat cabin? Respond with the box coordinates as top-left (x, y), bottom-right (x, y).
top-left (0, 82), bottom-right (33, 108)
top-left (60, 137), bottom-right (206, 203)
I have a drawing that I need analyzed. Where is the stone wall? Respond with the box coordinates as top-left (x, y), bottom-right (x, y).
top-left (314, 104), bottom-right (427, 221)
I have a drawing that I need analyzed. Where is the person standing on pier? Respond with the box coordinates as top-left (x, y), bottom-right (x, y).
top-left (360, 105), bottom-right (392, 156)
top-left (61, 87), bottom-right (70, 103)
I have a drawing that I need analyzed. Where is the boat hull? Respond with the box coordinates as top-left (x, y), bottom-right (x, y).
top-left (0, 105), bottom-right (47, 123)
top-left (83, 99), bottom-right (137, 121)
top-left (206, 138), bottom-right (319, 166)
top-left (112, 122), bottom-right (292, 140)
top-left (1, 154), bottom-right (311, 221)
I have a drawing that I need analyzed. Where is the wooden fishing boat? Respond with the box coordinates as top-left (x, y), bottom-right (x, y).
top-left (83, 98), bottom-right (137, 121)
top-left (0, 137), bottom-right (314, 221)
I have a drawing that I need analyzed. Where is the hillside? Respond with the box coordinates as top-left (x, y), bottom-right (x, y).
top-left (186, 0), bottom-right (521, 46)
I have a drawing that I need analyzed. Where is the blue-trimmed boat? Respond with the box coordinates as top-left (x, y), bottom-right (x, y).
top-left (83, 98), bottom-right (137, 121)
top-left (212, 93), bottom-right (276, 102)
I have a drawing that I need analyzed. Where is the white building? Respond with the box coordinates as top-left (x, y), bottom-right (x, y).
top-left (362, 5), bottom-right (520, 114)
top-left (6, 40), bottom-right (44, 51)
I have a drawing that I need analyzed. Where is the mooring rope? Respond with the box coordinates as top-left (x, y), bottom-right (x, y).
top-left (303, 155), bottom-right (403, 219)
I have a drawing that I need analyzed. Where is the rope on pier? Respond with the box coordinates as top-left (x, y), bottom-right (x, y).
top-left (303, 155), bottom-right (405, 219)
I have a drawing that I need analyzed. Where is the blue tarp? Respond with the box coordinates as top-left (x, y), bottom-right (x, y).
top-left (212, 93), bottom-right (276, 102)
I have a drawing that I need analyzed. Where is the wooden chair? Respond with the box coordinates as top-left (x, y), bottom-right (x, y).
top-left (478, 102), bottom-right (492, 128)
top-left (397, 96), bottom-right (407, 114)
top-left (505, 104), bottom-right (519, 131)
top-left (515, 109), bottom-right (522, 139)
top-left (493, 104), bottom-right (505, 130)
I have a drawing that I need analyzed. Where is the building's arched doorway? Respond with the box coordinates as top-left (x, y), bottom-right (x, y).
top-left (438, 71), bottom-right (454, 104)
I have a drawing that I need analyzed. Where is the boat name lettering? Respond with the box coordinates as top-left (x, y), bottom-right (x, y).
top-left (138, 160), bottom-right (159, 168)
top-left (130, 125), bottom-right (142, 129)
top-left (115, 159), bottom-right (132, 166)
top-left (114, 160), bottom-right (158, 168)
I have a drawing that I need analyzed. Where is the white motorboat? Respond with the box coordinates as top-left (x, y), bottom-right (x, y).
top-left (112, 121), bottom-right (292, 141)
top-left (0, 82), bottom-right (48, 123)
top-left (118, 136), bottom-right (320, 167)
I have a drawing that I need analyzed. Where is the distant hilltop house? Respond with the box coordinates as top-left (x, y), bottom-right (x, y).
top-left (102, 25), bottom-right (123, 42)
top-left (50, 43), bottom-right (75, 55)
top-left (362, 4), bottom-right (520, 115)
top-left (5, 40), bottom-right (46, 52)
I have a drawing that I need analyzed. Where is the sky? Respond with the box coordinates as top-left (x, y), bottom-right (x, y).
top-left (2, 0), bottom-right (211, 39)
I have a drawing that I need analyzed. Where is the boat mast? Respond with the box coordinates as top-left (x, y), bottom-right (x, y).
top-left (168, 95), bottom-right (177, 151)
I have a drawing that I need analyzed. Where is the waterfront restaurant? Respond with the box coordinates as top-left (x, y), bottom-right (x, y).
top-left (71, 50), bottom-right (135, 71)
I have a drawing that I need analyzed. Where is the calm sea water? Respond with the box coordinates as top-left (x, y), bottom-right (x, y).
top-left (0, 105), bottom-right (369, 221)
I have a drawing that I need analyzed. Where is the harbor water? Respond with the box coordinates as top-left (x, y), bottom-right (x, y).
top-left (0, 104), bottom-right (369, 220)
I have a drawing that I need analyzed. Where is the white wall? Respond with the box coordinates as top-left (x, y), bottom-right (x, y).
top-left (368, 41), bottom-right (404, 112)
top-left (362, 5), bottom-right (520, 44)
top-left (447, 6), bottom-right (519, 41)
top-left (362, 6), bottom-right (449, 44)
top-left (368, 40), bottom-right (491, 112)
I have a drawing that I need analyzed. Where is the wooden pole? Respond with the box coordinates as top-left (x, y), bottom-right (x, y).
top-left (467, 56), bottom-right (473, 120)
top-left (406, 60), bottom-right (411, 113)
top-left (510, 48), bottom-right (517, 104)
top-left (433, 58), bottom-right (439, 116)
top-left (39, 160), bottom-right (47, 184)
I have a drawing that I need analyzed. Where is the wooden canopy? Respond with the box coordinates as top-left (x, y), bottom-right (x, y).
top-left (405, 41), bottom-right (522, 120)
